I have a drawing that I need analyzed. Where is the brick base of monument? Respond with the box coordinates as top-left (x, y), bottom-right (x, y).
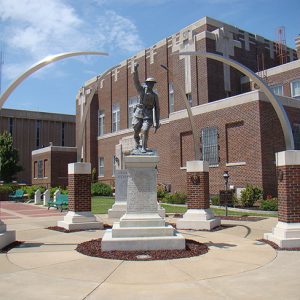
top-left (176, 161), bottom-right (220, 231)
top-left (102, 154), bottom-right (185, 251)
top-left (0, 222), bottom-right (16, 249)
top-left (264, 151), bottom-right (300, 248)
top-left (57, 162), bottom-right (103, 230)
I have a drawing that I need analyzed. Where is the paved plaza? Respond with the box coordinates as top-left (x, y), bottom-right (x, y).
top-left (0, 202), bottom-right (299, 300)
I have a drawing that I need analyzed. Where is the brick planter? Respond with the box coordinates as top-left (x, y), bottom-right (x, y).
top-left (177, 161), bottom-right (220, 230)
top-left (264, 150), bottom-right (300, 248)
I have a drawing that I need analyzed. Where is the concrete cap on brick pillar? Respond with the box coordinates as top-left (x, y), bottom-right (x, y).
top-left (187, 161), bottom-right (209, 172)
top-left (276, 150), bottom-right (300, 167)
top-left (68, 162), bottom-right (91, 174)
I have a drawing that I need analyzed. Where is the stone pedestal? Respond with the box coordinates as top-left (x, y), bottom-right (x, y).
top-left (43, 189), bottom-right (50, 206)
top-left (108, 170), bottom-right (166, 219)
top-left (58, 162), bottom-right (103, 230)
top-left (34, 189), bottom-right (42, 205)
top-left (108, 170), bottom-right (128, 219)
top-left (102, 154), bottom-right (185, 251)
top-left (264, 151), bottom-right (300, 248)
top-left (177, 161), bottom-right (220, 230)
top-left (0, 220), bottom-right (15, 250)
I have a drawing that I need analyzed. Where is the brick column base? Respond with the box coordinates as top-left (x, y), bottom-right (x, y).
top-left (58, 162), bottom-right (103, 230)
top-left (264, 151), bottom-right (300, 248)
top-left (177, 161), bottom-right (220, 230)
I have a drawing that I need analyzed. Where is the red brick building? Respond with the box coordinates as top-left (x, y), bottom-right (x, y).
top-left (78, 16), bottom-right (300, 196)
top-left (32, 145), bottom-right (77, 188)
top-left (0, 108), bottom-right (76, 184)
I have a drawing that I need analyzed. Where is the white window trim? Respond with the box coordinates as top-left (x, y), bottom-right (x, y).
top-left (98, 157), bottom-right (104, 177)
top-left (98, 110), bottom-right (105, 136)
top-left (291, 79), bottom-right (300, 99)
top-left (226, 162), bottom-right (246, 167)
top-left (270, 84), bottom-right (283, 96)
top-left (112, 104), bottom-right (120, 133)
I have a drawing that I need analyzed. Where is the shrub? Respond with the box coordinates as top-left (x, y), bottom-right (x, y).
top-left (91, 182), bottom-right (113, 197)
top-left (157, 185), bottom-right (168, 199)
top-left (260, 198), bottom-right (278, 211)
top-left (240, 184), bottom-right (263, 207)
top-left (163, 192), bottom-right (187, 204)
top-left (210, 195), bottom-right (220, 206)
top-left (0, 184), bottom-right (17, 194)
top-left (21, 185), bottom-right (46, 199)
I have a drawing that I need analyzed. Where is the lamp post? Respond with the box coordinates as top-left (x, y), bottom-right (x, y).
top-left (223, 170), bottom-right (229, 216)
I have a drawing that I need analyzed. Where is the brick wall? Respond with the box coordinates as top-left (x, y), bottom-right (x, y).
top-left (32, 148), bottom-right (77, 188)
top-left (187, 171), bottom-right (209, 209)
top-left (0, 109), bottom-right (75, 184)
top-left (277, 165), bottom-right (300, 223)
top-left (68, 173), bottom-right (91, 212)
top-left (78, 18), bottom-right (299, 197)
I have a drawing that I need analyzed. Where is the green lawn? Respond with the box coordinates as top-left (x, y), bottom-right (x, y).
top-left (92, 196), bottom-right (114, 214)
top-left (91, 197), bottom-right (277, 218)
top-left (160, 203), bottom-right (277, 218)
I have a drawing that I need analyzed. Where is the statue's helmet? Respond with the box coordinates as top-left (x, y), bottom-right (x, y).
top-left (145, 77), bottom-right (157, 83)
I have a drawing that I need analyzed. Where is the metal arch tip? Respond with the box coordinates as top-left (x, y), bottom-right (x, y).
top-left (0, 50), bottom-right (109, 109)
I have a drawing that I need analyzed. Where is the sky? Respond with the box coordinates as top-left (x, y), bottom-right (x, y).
top-left (0, 0), bottom-right (299, 115)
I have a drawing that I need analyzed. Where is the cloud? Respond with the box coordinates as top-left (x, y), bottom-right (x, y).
top-left (0, 0), bottom-right (144, 80)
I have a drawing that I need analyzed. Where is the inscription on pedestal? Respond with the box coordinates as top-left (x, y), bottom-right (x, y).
top-left (127, 168), bottom-right (157, 213)
top-left (115, 170), bottom-right (128, 203)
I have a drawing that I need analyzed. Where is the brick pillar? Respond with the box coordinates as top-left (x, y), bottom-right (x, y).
top-left (187, 168), bottom-right (210, 209)
top-left (177, 161), bottom-right (220, 230)
top-left (68, 172), bottom-right (91, 212)
top-left (57, 162), bottom-right (103, 230)
top-left (264, 151), bottom-right (300, 248)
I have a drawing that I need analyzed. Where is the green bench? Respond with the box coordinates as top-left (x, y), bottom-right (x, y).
top-left (9, 189), bottom-right (24, 202)
top-left (48, 194), bottom-right (68, 212)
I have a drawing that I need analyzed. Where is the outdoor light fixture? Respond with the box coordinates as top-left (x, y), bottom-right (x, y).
top-left (222, 170), bottom-right (230, 216)
top-left (223, 170), bottom-right (229, 190)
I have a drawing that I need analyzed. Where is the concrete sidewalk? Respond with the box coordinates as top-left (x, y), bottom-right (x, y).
top-left (0, 209), bottom-right (299, 299)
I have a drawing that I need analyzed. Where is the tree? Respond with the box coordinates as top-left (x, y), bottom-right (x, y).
top-left (0, 131), bottom-right (23, 183)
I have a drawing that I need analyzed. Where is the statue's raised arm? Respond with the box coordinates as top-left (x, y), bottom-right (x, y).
top-left (131, 63), bottom-right (160, 154)
top-left (133, 63), bottom-right (144, 95)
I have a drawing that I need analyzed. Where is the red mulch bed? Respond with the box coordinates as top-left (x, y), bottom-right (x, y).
top-left (258, 239), bottom-right (300, 251)
top-left (0, 241), bottom-right (24, 253)
top-left (47, 225), bottom-right (112, 233)
top-left (76, 238), bottom-right (208, 261)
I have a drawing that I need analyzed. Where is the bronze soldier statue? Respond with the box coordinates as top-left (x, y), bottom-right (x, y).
top-left (132, 63), bottom-right (160, 153)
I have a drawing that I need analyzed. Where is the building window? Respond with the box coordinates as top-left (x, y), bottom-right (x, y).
top-left (128, 96), bottom-right (139, 128)
top-left (186, 93), bottom-right (192, 106)
top-left (270, 85), bottom-right (283, 96)
top-left (9, 118), bottom-right (13, 136)
top-left (36, 120), bottom-right (41, 148)
top-left (112, 104), bottom-right (120, 132)
top-left (293, 124), bottom-right (300, 150)
top-left (34, 161), bottom-right (37, 178)
top-left (98, 110), bottom-right (105, 136)
top-left (201, 127), bottom-right (219, 165)
top-left (291, 80), bottom-right (300, 99)
top-left (169, 83), bottom-right (174, 113)
top-left (37, 160), bottom-right (43, 178)
top-left (43, 159), bottom-right (48, 177)
top-left (98, 157), bottom-right (104, 177)
top-left (61, 122), bottom-right (65, 146)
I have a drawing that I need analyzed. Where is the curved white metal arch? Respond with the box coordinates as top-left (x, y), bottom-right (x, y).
top-left (0, 51), bottom-right (108, 109)
top-left (178, 51), bottom-right (295, 150)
